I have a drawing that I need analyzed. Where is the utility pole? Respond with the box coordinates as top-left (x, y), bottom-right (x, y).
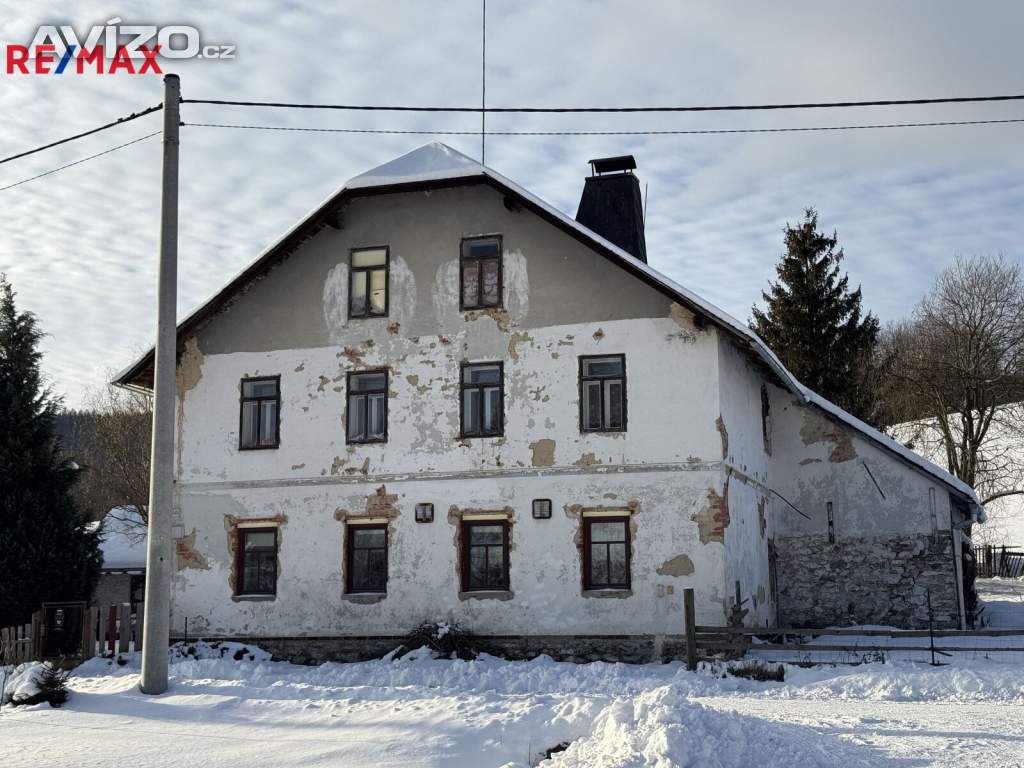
top-left (140, 72), bottom-right (180, 695)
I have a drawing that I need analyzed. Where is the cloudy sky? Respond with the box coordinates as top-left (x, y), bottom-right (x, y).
top-left (1, 1), bottom-right (1021, 406)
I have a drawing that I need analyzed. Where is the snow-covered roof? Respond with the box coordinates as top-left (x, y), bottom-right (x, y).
top-left (97, 507), bottom-right (147, 571)
top-left (113, 142), bottom-right (983, 520)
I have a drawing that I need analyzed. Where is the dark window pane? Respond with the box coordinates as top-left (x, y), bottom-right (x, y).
top-left (243, 380), bottom-right (278, 398)
top-left (583, 358), bottom-right (624, 378)
top-left (608, 543), bottom-right (628, 583)
top-left (590, 544), bottom-right (609, 585)
top-left (352, 549), bottom-right (369, 587)
top-left (354, 528), bottom-right (386, 548)
top-left (259, 400), bottom-right (277, 445)
top-left (591, 521), bottom-right (626, 543)
top-left (241, 400), bottom-right (258, 446)
top-left (367, 549), bottom-right (387, 587)
top-left (464, 365), bottom-right (501, 385)
top-left (480, 259), bottom-right (500, 306)
top-left (463, 389), bottom-right (481, 434)
top-left (351, 372), bottom-right (386, 392)
top-left (461, 260), bottom-right (480, 307)
top-left (469, 525), bottom-right (503, 545)
top-left (469, 547), bottom-right (487, 586)
top-left (244, 531), bottom-right (275, 550)
top-left (584, 381), bottom-right (602, 429)
top-left (483, 387), bottom-right (500, 432)
top-left (464, 238), bottom-right (500, 259)
top-left (367, 393), bottom-right (386, 439)
top-left (606, 380), bottom-right (623, 429)
top-left (487, 546), bottom-right (505, 585)
top-left (347, 395), bottom-right (365, 440)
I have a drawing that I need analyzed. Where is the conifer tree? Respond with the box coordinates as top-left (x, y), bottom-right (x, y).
top-left (751, 209), bottom-right (880, 422)
top-left (0, 275), bottom-right (101, 626)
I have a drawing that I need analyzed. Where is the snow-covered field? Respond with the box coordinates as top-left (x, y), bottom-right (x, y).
top-left (2, 579), bottom-right (1022, 768)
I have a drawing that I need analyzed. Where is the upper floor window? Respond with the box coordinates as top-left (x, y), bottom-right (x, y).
top-left (239, 376), bottom-right (280, 449)
top-left (583, 517), bottom-right (630, 590)
top-left (346, 524), bottom-right (388, 593)
top-left (580, 355), bottom-right (626, 432)
top-left (460, 362), bottom-right (503, 438)
top-left (460, 236), bottom-right (502, 309)
top-left (237, 527), bottom-right (277, 595)
top-left (347, 370), bottom-right (388, 443)
top-left (349, 247), bottom-right (388, 318)
top-left (461, 520), bottom-right (510, 591)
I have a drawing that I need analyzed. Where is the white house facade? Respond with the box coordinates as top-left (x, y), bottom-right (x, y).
top-left (116, 143), bottom-right (984, 661)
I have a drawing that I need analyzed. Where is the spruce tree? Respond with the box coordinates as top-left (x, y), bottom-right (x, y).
top-left (751, 209), bottom-right (880, 422)
top-left (0, 275), bottom-right (101, 627)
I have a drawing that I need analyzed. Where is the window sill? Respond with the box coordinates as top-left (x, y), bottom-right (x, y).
top-left (238, 445), bottom-right (280, 452)
top-left (342, 592), bottom-right (387, 604)
top-left (458, 590), bottom-right (514, 601)
top-left (231, 593), bottom-right (276, 602)
top-left (582, 589), bottom-right (632, 599)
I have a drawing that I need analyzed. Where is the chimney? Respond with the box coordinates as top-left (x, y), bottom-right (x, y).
top-left (575, 155), bottom-right (647, 263)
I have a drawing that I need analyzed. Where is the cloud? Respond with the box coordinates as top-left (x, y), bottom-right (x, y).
top-left (0, 0), bottom-right (1021, 405)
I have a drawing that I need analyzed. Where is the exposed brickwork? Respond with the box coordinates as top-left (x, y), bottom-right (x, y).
top-left (776, 533), bottom-right (961, 629)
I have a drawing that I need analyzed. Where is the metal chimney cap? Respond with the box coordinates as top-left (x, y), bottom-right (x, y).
top-left (588, 155), bottom-right (637, 175)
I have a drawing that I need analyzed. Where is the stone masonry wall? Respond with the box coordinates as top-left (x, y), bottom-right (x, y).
top-left (776, 533), bottom-right (960, 629)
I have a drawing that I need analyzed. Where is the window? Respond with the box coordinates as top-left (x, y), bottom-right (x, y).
top-left (461, 521), bottom-right (509, 591)
top-left (460, 236), bottom-right (502, 309)
top-left (460, 362), bottom-right (503, 437)
top-left (349, 247), bottom-right (388, 318)
top-left (346, 371), bottom-right (388, 443)
top-left (346, 524), bottom-right (388, 593)
top-left (580, 355), bottom-right (626, 432)
top-left (583, 517), bottom-right (630, 589)
top-left (239, 377), bottom-right (280, 449)
top-left (237, 528), bottom-right (277, 595)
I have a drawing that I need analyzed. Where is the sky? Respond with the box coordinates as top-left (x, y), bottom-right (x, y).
top-left (0, 1), bottom-right (1022, 407)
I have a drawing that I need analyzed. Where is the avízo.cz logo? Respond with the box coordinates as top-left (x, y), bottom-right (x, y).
top-left (4, 17), bottom-right (235, 75)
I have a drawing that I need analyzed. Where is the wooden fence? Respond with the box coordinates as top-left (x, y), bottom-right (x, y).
top-left (974, 544), bottom-right (1024, 578)
top-left (0, 603), bottom-right (143, 665)
top-left (681, 587), bottom-right (1024, 669)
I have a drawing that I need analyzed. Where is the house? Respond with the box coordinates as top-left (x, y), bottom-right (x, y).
top-left (115, 143), bottom-right (984, 661)
top-left (92, 508), bottom-right (147, 613)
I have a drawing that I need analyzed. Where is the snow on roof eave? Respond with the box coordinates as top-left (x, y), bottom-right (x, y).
top-left (111, 142), bottom-right (984, 517)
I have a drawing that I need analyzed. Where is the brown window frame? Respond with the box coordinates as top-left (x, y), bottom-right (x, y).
top-left (459, 236), bottom-right (503, 310)
top-left (345, 523), bottom-right (389, 594)
top-left (579, 354), bottom-right (627, 433)
top-left (236, 526), bottom-right (278, 596)
top-left (460, 520), bottom-right (510, 592)
top-left (345, 369), bottom-right (389, 444)
top-left (582, 516), bottom-right (631, 590)
top-left (238, 375), bottom-right (281, 450)
top-left (459, 361), bottom-right (504, 438)
top-left (348, 246), bottom-right (390, 319)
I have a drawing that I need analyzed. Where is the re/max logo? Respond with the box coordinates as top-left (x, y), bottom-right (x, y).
top-left (6, 45), bottom-right (162, 75)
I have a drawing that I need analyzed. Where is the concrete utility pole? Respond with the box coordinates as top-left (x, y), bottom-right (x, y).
top-left (140, 73), bottom-right (180, 695)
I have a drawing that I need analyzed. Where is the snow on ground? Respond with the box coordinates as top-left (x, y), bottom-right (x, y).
top-left (2, 582), bottom-right (1022, 767)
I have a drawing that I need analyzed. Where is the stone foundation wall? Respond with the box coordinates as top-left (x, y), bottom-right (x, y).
top-left (171, 634), bottom-right (688, 665)
top-left (776, 533), bottom-right (961, 629)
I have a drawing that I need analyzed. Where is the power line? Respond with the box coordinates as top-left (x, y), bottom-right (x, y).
top-left (182, 117), bottom-right (1024, 136)
top-left (0, 105), bottom-right (162, 166)
top-left (181, 93), bottom-right (1024, 113)
top-left (0, 132), bottom-right (160, 192)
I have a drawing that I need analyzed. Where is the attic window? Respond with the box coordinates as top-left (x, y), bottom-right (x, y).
top-left (580, 355), bottom-right (626, 432)
top-left (349, 247), bottom-right (388, 318)
top-left (460, 236), bottom-right (502, 310)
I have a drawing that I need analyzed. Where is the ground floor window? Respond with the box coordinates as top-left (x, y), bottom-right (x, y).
top-left (461, 520), bottom-right (509, 591)
top-left (237, 527), bottom-right (277, 595)
top-left (583, 517), bottom-right (630, 589)
top-left (346, 524), bottom-right (388, 593)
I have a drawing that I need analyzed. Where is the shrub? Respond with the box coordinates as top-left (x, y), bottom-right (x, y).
top-left (12, 662), bottom-right (71, 707)
top-left (726, 661), bottom-right (785, 682)
top-left (399, 621), bottom-right (480, 660)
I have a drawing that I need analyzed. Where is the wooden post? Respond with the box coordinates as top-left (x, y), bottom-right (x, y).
top-left (106, 606), bottom-right (118, 655)
top-left (684, 588), bottom-right (698, 671)
top-left (118, 604), bottom-right (131, 654)
top-left (81, 607), bottom-right (94, 659)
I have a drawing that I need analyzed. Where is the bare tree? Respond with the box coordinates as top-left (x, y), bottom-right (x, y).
top-left (882, 255), bottom-right (1024, 539)
top-left (66, 380), bottom-right (152, 532)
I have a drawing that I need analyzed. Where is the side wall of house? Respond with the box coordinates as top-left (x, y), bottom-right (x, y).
top-left (716, 338), bottom-right (775, 627)
top-left (167, 184), bottom-right (736, 659)
top-left (768, 386), bottom-right (964, 629)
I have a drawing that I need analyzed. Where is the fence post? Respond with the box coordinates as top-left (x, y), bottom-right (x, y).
top-left (31, 611), bottom-right (42, 660)
top-left (118, 604), bottom-right (131, 654)
top-left (684, 588), bottom-right (698, 671)
top-left (81, 608), bottom-right (93, 659)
